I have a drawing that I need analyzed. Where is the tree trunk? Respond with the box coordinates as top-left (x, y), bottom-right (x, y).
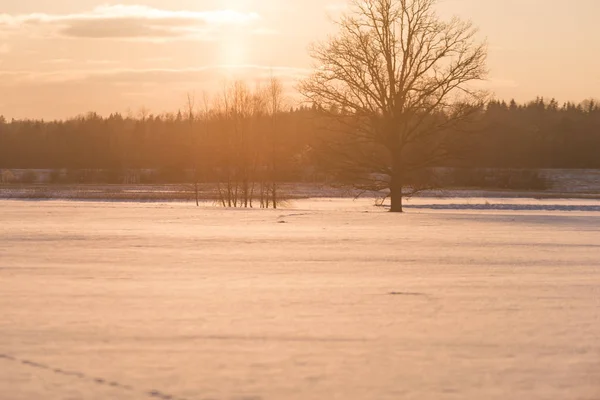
top-left (390, 153), bottom-right (403, 213)
top-left (194, 169), bottom-right (199, 207)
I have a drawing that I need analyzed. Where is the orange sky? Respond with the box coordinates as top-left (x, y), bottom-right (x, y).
top-left (0, 0), bottom-right (598, 120)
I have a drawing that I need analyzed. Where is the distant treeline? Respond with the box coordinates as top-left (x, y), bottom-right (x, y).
top-left (1, 97), bottom-right (599, 178)
top-left (0, 107), bottom-right (318, 181)
top-left (469, 98), bottom-right (600, 169)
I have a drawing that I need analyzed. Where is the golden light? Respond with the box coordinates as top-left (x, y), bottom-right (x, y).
top-left (217, 0), bottom-right (256, 66)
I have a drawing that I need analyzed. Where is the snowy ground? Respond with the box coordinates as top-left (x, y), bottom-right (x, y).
top-left (1, 199), bottom-right (599, 400)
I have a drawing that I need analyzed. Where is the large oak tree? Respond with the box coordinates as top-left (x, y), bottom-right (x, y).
top-left (300, 0), bottom-right (488, 212)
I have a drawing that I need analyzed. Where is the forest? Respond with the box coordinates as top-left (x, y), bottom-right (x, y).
top-left (1, 94), bottom-right (598, 177)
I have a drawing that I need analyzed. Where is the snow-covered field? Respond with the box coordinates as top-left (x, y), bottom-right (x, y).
top-left (1, 199), bottom-right (599, 400)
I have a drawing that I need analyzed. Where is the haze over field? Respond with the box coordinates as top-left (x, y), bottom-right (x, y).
top-left (0, 0), bottom-right (599, 119)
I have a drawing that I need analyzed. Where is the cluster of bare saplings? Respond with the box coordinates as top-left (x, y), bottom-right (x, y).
top-left (184, 78), bottom-right (285, 208)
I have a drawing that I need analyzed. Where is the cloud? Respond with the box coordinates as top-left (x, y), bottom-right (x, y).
top-left (41, 58), bottom-right (74, 64)
top-left (0, 5), bottom-right (261, 41)
top-left (41, 58), bottom-right (121, 66)
top-left (0, 65), bottom-right (311, 87)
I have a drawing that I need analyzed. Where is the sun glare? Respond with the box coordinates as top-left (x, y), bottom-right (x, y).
top-left (220, 35), bottom-right (248, 66)
top-left (216, 0), bottom-right (256, 66)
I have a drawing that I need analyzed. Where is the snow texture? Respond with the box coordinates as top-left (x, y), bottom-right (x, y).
top-left (1, 199), bottom-right (599, 400)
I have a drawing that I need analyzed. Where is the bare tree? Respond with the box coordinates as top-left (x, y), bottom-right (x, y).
top-left (185, 93), bottom-right (200, 206)
top-left (210, 80), bottom-right (285, 209)
top-left (214, 81), bottom-right (258, 208)
top-left (266, 75), bottom-right (284, 209)
top-left (300, 0), bottom-right (488, 212)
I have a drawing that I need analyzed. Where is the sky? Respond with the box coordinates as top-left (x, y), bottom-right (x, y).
top-left (0, 0), bottom-right (598, 120)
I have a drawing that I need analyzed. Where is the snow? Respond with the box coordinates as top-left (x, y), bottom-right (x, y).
top-left (405, 196), bottom-right (600, 212)
top-left (1, 199), bottom-right (599, 400)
